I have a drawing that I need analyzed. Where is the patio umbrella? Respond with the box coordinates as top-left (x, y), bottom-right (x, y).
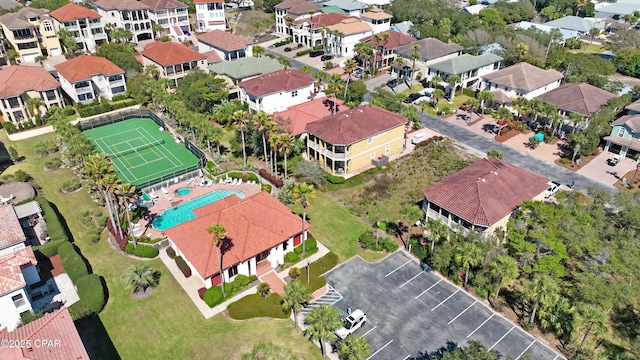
top-left (534, 133), bottom-right (545, 141)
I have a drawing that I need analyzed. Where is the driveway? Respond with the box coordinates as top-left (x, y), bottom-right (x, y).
top-left (325, 252), bottom-right (564, 359)
top-left (577, 151), bottom-right (638, 186)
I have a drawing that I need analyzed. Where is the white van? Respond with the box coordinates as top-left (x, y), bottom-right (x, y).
top-left (411, 133), bottom-right (427, 144)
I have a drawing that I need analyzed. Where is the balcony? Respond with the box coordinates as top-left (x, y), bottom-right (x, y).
top-left (308, 141), bottom-right (350, 160)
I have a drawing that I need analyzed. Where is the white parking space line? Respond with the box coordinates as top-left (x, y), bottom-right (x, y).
top-left (361, 326), bottom-right (377, 338)
top-left (467, 313), bottom-right (495, 338)
top-left (448, 300), bottom-right (477, 324)
top-left (414, 278), bottom-right (443, 298)
top-left (399, 271), bottom-right (424, 288)
top-left (366, 340), bottom-right (393, 360)
top-left (431, 289), bottom-right (460, 311)
top-left (402, 355), bottom-right (411, 360)
top-left (385, 259), bottom-right (413, 277)
top-left (552, 355), bottom-right (559, 360)
top-left (515, 340), bottom-right (536, 360)
top-left (489, 325), bottom-right (515, 350)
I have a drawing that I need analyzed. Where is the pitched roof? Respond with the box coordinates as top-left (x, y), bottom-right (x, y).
top-left (535, 83), bottom-right (617, 116)
top-left (274, 0), bottom-right (321, 15)
top-left (491, 89), bottom-right (514, 104)
top-left (139, 0), bottom-right (188, 11)
top-left (273, 97), bottom-right (343, 136)
top-left (94, 0), bottom-right (150, 11)
top-left (360, 30), bottom-right (416, 50)
top-left (612, 114), bottom-right (640, 132)
top-left (625, 98), bottom-right (640, 113)
top-left (392, 20), bottom-right (413, 35)
top-left (0, 0), bottom-right (19, 11)
top-left (395, 38), bottom-right (462, 61)
top-left (429, 53), bottom-right (503, 75)
top-left (596, 2), bottom-right (640, 16)
top-left (0, 8), bottom-right (50, 30)
top-left (50, 3), bottom-right (101, 22)
top-left (142, 41), bottom-right (206, 67)
top-left (195, 0), bottom-right (224, 3)
top-left (361, 8), bottom-right (392, 20)
top-left (422, 158), bottom-right (550, 227)
top-left (321, 5), bottom-right (346, 14)
top-left (202, 50), bottom-right (222, 64)
top-left (55, 56), bottom-right (124, 83)
top-left (197, 30), bottom-right (251, 52)
top-left (0, 307), bottom-right (89, 360)
top-left (0, 247), bottom-right (36, 296)
top-left (544, 15), bottom-right (602, 32)
top-left (0, 65), bottom-right (60, 99)
top-left (209, 56), bottom-right (281, 80)
top-left (0, 205), bottom-right (25, 250)
top-left (305, 104), bottom-right (407, 145)
top-left (293, 12), bottom-right (349, 27)
top-left (239, 69), bottom-right (314, 97)
top-left (322, 0), bottom-right (367, 11)
top-left (482, 62), bottom-right (563, 92)
top-left (327, 17), bottom-right (371, 35)
top-left (164, 192), bottom-right (310, 279)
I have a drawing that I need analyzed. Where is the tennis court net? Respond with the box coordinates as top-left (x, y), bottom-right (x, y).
top-left (107, 139), bottom-right (165, 157)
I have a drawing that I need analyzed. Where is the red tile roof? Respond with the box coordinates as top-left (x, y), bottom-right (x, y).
top-left (54, 56), bottom-right (124, 83)
top-left (422, 158), bottom-right (550, 227)
top-left (0, 66), bottom-right (60, 99)
top-left (95, 0), bottom-right (149, 11)
top-left (273, 97), bottom-right (343, 135)
top-left (305, 104), bottom-right (407, 145)
top-left (360, 30), bottom-right (416, 50)
top-left (139, 0), bottom-right (188, 11)
top-left (0, 204), bottom-right (25, 250)
top-left (275, 0), bottom-right (321, 14)
top-left (293, 12), bottom-right (349, 27)
top-left (195, 0), bottom-right (223, 3)
top-left (0, 247), bottom-right (36, 296)
top-left (164, 192), bottom-right (310, 279)
top-left (0, 307), bottom-right (89, 360)
top-left (202, 50), bottom-right (222, 64)
top-left (197, 30), bottom-right (251, 52)
top-left (239, 69), bottom-right (314, 97)
top-left (142, 41), bottom-right (206, 67)
top-left (535, 82), bottom-right (617, 116)
top-left (50, 3), bottom-right (101, 22)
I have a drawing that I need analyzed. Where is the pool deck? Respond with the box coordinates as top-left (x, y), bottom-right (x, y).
top-left (132, 179), bottom-right (263, 238)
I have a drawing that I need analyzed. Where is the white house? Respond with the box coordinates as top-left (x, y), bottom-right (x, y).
top-left (0, 66), bottom-right (64, 124)
top-left (239, 69), bottom-right (315, 114)
top-left (139, 0), bottom-right (191, 41)
top-left (55, 56), bottom-right (126, 104)
top-left (359, 8), bottom-right (392, 34)
top-left (274, 0), bottom-right (320, 35)
top-left (428, 53), bottom-right (503, 91)
top-left (50, 3), bottom-right (107, 53)
top-left (194, 0), bottom-right (226, 32)
top-left (327, 18), bottom-right (373, 57)
top-left (0, 247), bottom-right (40, 332)
top-left (141, 41), bottom-right (208, 87)
top-left (164, 192), bottom-right (310, 288)
top-left (94, 0), bottom-right (153, 42)
top-left (290, 12), bottom-right (349, 48)
top-left (480, 62), bottom-right (564, 103)
top-left (197, 30), bottom-right (252, 61)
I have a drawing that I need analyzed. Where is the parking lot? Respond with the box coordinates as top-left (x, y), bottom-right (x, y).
top-left (324, 251), bottom-right (564, 360)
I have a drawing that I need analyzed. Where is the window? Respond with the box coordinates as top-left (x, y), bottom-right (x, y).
top-left (370, 152), bottom-right (375, 159)
top-left (42, 21), bottom-right (53, 32)
top-left (108, 74), bottom-right (122, 82)
top-left (45, 90), bottom-right (56, 101)
top-left (291, 90), bottom-right (298, 97)
top-left (78, 93), bottom-right (93, 101)
top-left (12, 294), bottom-right (25, 308)
top-left (74, 81), bottom-right (90, 89)
top-left (385, 145), bottom-right (390, 154)
top-left (367, 137), bottom-right (373, 144)
top-left (228, 264), bottom-right (238, 277)
top-left (617, 127), bottom-right (627, 138)
top-left (197, 13), bottom-right (204, 19)
top-left (111, 86), bottom-right (125, 94)
top-left (7, 97), bottom-right (20, 108)
top-left (283, 240), bottom-right (289, 251)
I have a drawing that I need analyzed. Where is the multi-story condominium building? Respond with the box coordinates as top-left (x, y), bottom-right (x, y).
top-left (195, 0), bottom-right (226, 32)
top-left (55, 56), bottom-right (126, 104)
top-left (290, 12), bottom-right (348, 48)
top-left (141, 41), bottom-right (208, 87)
top-left (0, 66), bottom-right (64, 124)
top-left (94, 0), bottom-right (153, 43)
top-left (359, 8), bottom-right (392, 34)
top-left (139, 0), bottom-right (191, 41)
top-left (239, 69), bottom-right (315, 114)
top-left (50, 3), bottom-right (107, 53)
top-left (327, 18), bottom-right (373, 57)
top-left (0, 8), bottom-right (62, 63)
top-left (274, 0), bottom-right (320, 35)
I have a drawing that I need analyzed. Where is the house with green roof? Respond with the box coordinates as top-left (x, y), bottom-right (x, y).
top-left (428, 53), bottom-right (502, 94)
top-left (322, 0), bottom-right (367, 17)
top-left (209, 57), bottom-right (281, 97)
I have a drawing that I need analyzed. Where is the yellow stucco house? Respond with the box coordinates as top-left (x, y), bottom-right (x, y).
top-left (0, 8), bottom-right (62, 63)
top-left (304, 104), bottom-right (408, 175)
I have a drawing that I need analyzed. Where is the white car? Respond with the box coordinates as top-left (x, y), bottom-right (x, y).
top-left (544, 181), bottom-right (561, 199)
top-left (335, 309), bottom-right (367, 339)
top-left (413, 95), bottom-right (431, 104)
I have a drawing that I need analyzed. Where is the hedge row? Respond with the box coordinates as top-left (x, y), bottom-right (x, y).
top-left (36, 197), bottom-right (69, 243)
top-left (258, 169), bottom-right (283, 188)
top-left (166, 247), bottom-right (176, 259)
top-left (203, 274), bottom-right (259, 307)
top-left (273, 39), bottom-right (292, 48)
top-left (228, 293), bottom-right (289, 320)
top-left (68, 274), bottom-right (107, 320)
top-left (77, 100), bottom-right (137, 117)
top-left (326, 173), bottom-right (345, 184)
top-left (34, 239), bottom-right (65, 258)
top-left (226, 171), bottom-right (259, 182)
top-left (175, 256), bottom-right (191, 278)
top-left (296, 49), bottom-right (311, 57)
top-left (58, 241), bottom-right (89, 283)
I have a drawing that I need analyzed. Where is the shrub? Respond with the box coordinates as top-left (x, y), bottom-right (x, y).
top-left (60, 178), bottom-right (81, 193)
top-left (44, 157), bottom-right (63, 170)
top-left (324, 61), bottom-right (334, 69)
top-left (261, 184), bottom-right (272, 193)
top-left (559, 158), bottom-right (570, 164)
top-left (58, 241), bottom-right (89, 283)
top-left (257, 282), bottom-right (271, 297)
top-left (284, 47), bottom-right (292, 52)
top-left (379, 236), bottom-right (399, 252)
top-left (312, 45), bottom-right (323, 51)
top-left (296, 49), bottom-right (311, 56)
top-left (36, 197), bottom-right (69, 242)
top-left (326, 173), bottom-right (345, 184)
top-left (3, 122), bottom-right (16, 134)
top-left (112, 94), bottom-right (128, 101)
top-left (63, 105), bottom-right (75, 116)
top-left (13, 170), bottom-right (31, 182)
top-left (166, 247), bottom-right (176, 259)
top-left (273, 39), bottom-right (292, 47)
top-left (133, 245), bottom-right (159, 258)
top-left (484, 108), bottom-right (493, 115)
top-left (297, 237), bottom-right (317, 253)
top-left (175, 256), bottom-right (191, 278)
top-left (231, 274), bottom-right (258, 292)
top-left (284, 251), bottom-right (300, 263)
top-left (198, 287), bottom-right (207, 299)
top-left (258, 168), bottom-right (283, 188)
top-left (289, 267), bottom-right (301, 279)
top-left (228, 293), bottom-right (288, 320)
top-left (462, 88), bottom-right (476, 97)
top-left (409, 238), bottom-right (429, 261)
top-left (203, 283), bottom-right (232, 307)
top-left (34, 239), bottom-right (65, 258)
top-left (85, 227), bottom-right (101, 244)
top-left (68, 274), bottom-right (106, 320)
top-left (34, 140), bottom-right (58, 155)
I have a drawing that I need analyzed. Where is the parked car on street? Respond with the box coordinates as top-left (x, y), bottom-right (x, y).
top-left (386, 78), bottom-right (398, 88)
top-left (321, 54), bottom-right (334, 61)
top-left (413, 95), bottom-right (431, 104)
top-left (353, 67), bottom-right (365, 78)
top-left (403, 93), bottom-right (422, 104)
top-left (335, 309), bottom-right (367, 339)
top-left (310, 50), bottom-right (325, 57)
top-left (544, 181), bottom-right (561, 199)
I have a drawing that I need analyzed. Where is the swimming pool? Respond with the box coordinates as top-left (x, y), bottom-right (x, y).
top-left (152, 190), bottom-right (244, 230)
top-left (174, 187), bottom-right (192, 196)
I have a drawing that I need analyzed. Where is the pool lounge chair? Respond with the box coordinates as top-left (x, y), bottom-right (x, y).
top-left (149, 191), bottom-right (159, 199)
top-left (161, 187), bottom-right (169, 195)
top-left (207, 180), bottom-right (213, 187)
top-left (236, 179), bottom-right (243, 186)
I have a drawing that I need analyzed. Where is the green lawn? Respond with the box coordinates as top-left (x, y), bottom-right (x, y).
top-left (572, 43), bottom-right (605, 55)
top-left (290, 191), bottom-right (386, 263)
top-left (0, 130), bottom-right (321, 360)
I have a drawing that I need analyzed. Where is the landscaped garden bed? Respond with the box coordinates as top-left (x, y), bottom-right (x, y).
top-left (203, 274), bottom-right (259, 308)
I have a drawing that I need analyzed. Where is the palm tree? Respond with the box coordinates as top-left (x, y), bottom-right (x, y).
top-left (277, 133), bottom-right (295, 181)
top-left (26, 97), bottom-right (44, 121)
top-left (34, 55), bottom-right (47, 67)
top-left (490, 255), bottom-right (519, 303)
top-left (269, 131), bottom-right (280, 176)
top-left (511, 97), bottom-right (530, 121)
top-left (257, 282), bottom-right (271, 298)
top-left (353, 41), bottom-right (373, 72)
top-left (424, 218), bottom-right (449, 259)
top-left (338, 335), bottom-right (372, 360)
top-left (515, 42), bottom-right (529, 61)
top-left (432, 89), bottom-right (445, 111)
top-left (326, 73), bottom-right (344, 114)
top-left (293, 182), bottom-right (315, 255)
top-left (252, 45), bottom-right (265, 57)
top-left (299, 64), bottom-right (314, 75)
top-left (6, 49), bottom-right (18, 65)
top-left (632, 154), bottom-right (640, 184)
top-left (144, 64), bottom-right (160, 79)
top-left (278, 55), bottom-right (292, 69)
top-left (372, 31), bottom-right (389, 70)
top-left (206, 223), bottom-right (228, 298)
top-left (576, 304), bottom-right (609, 353)
top-left (254, 112), bottom-right (273, 172)
top-left (409, 43), bottom-right (422, 87)
top-left (394, 57), bottom-right (404, 83)
top-left (455, 242), bottom-right (482, 287)
top-left (282, 281), bottom-right (312, 332)
top-left (232, 110), bottom-right (250, 167)
top-left (152, 23), bottom-right (165, 40)
top-left (213, 100), bottom-right (239, 126)
top-left (526, 274), bottom-right (559, 324)
top-left (477, 90), bottom-right (494, 112)
top-left (82, 153), bottom-right (118, 233)
top-left (445, 75), bottom-right (461, 103)
top-left (430, 74), bottom-right (442, 89)
top-left (495, 107), bottom-right (513, 136)
top-left (284, 16), bottom-right (294, 35)
top-left (569, 112), bottom-right (585, 133)
top-left (305, 305), bottom-right (342, 360)
top-left (114, 182), bottom-right (137, 233)
top-left (123, 264), bottom-right (159, 295)
top-left (588, 27), bottom-right (601, 44)
top-left (111, 27), bottom-right (133, 43)
top-left (343, 59), bottom-right (357, 98)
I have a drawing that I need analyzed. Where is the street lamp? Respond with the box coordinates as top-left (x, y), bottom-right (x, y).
top-left (307, 260), bottom-right (310, 285)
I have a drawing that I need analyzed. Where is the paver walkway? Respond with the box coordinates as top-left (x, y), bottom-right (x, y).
top-left (259, 270), bottom-right (286, 294)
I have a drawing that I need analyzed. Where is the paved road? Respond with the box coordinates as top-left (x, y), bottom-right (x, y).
top-left (418, 113), bottom-right (617, 196)
top-left (264, 48), bottom-right (318, 71)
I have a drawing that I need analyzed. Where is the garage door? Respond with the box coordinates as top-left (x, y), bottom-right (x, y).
top-left (49, 48), bottom-right (61, 56)
top-left (22, 52), bottom-right (39, 63)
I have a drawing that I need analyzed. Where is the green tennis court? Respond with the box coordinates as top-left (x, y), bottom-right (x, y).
top-left (83, 118), bottom-right (200, 187)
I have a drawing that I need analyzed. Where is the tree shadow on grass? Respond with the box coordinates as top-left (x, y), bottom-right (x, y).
top-left (611, 304), bottom-right (640, 342)
top-left (75, 313), bottom-right (121, 360)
